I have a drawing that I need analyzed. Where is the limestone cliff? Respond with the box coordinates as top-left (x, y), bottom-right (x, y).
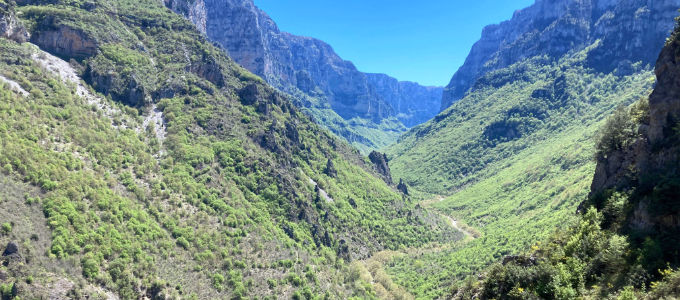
top-left (442, 0), bottom-right (680, 111)
top-left (165, 0), bottom-right (392, 120)
top-left (164, 0), bottom-right (442, 151)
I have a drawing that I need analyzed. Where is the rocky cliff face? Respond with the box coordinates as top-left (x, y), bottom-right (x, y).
top-left (164, 0), bottom-right (440, 130)
top-left (442, 0), bottom-right (680, 111)
top-left (591, 22), bottom-right (680, 230)
top-left (0, 1), bottom-right (28, 43)
top-left (366, 73), bottom-right (443, 127)
top-left (165, 0), bottom-right (392, 121)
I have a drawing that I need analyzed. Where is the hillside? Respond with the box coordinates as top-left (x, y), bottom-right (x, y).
top-left (384, 0), bottom-right (680, 298)
top-left (0, 1), bottom-right (454, 299)
top-left (454, 19), bottom-right (680, 299)
top-left (164, 0), bottom-right (443, 153)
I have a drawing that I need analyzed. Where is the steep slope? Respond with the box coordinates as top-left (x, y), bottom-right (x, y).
top-left (382, 0), bottom-right (680, 298)
top-left (0, 1), bottom-right (454, 299)
top-left (441, 0), bottom-right (680, 111)
top-left (164, 0), bottom-right (442, 152)
top-left (454, 21), bottom-right (680, 299)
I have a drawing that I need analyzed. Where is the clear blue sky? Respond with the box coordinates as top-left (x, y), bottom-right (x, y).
top-left (253, 0), bottom-right (534, 87)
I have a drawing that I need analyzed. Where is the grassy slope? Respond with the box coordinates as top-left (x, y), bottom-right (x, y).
top-left (0, 1), bottom-right (453, 299)
top-left (385, 47), bottom-right (655, 298)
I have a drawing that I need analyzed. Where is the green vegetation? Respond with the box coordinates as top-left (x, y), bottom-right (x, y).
top-left (0, 0), bottom-right (453, 298)
top-left (454, 95), bottom-right (680, 298)
top-left (400, 19), bottom-right (680, 299)
top-left (389, 51), bottom-right (653, 195)
top-left (384, 41), bottom-right (655, 298)
top-left (594, 101), bottom-right (646, 158)
top-left (2, 0), bottom-right (678, 299)
top-left (1, 222), bottom-right (10, 234)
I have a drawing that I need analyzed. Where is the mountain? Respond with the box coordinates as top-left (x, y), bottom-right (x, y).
top-left (441, 0), bottom-right (680, 111)
top-left (383, 0), bottom-right (680, 297)
top-left (0, 1), bottom-right (454, 299)
top-left (163, 0), bottom-right (442, 152)
top-left (455, 21), bottom-right (680, 298)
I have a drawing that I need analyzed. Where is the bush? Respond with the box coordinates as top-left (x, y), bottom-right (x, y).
top-left (1, 222), bottom-right (11, 234)
top-left (595, 105), bottom-right (638, 159)
top-left (82, 255), bottom-right (99, 278)
top-left (212, 273), bottom-right (225, 291)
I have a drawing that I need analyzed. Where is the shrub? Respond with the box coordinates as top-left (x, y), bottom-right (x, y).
top-left (595, 105), bottom-right (638, 159)
top-left (212, 273), bottom-right (225, 291)
top-left (82, 255), bottom-right (99, 278)
top-left (1, 222), bottom-right (11, 234)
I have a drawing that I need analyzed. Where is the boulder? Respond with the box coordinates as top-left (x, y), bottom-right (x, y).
top-left (2, 241), bottom-right (18, 257)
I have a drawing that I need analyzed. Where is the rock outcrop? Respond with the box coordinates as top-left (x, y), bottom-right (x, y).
top-left (0, 1), bottom-right (29, 43)
top-left (2, 242), bottom-right (18, 257)
top-left (441, 0), bottom-right (680, 111)
top-left (590, 22), bottom-right (680, 231)
top-left (31, 25), bottom-right (97, 60)
top-left (397, 178), bottom-right (408, 195)
top-left (591, 28), bottom-right (680, 195)
top-left (368, 151), bottom-right (392, 184)
top-left (165, 0), bottom-right (394, 121)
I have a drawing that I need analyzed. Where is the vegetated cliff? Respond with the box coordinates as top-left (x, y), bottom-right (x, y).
top-left (442, 0), bottom-right (680, 111)
top-left (0, 0), bottom-right (455, 299)
top-left (592, 27), bottom-right (680, 197)
top-left (164, 0), bottom-right (442, 151)
top-left (451, 22), bottom-right (680, 300)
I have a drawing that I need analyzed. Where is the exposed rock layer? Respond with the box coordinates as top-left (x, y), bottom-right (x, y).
top-left (165, 0), bottom-right (441, 127)
top-left (0, 1), bottom-right (29, 43)
top-left (442, 0), bottom-right (680, 111)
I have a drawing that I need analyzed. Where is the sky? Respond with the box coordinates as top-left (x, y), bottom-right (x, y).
top-left (253, 0), bottom-right (535, 87)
